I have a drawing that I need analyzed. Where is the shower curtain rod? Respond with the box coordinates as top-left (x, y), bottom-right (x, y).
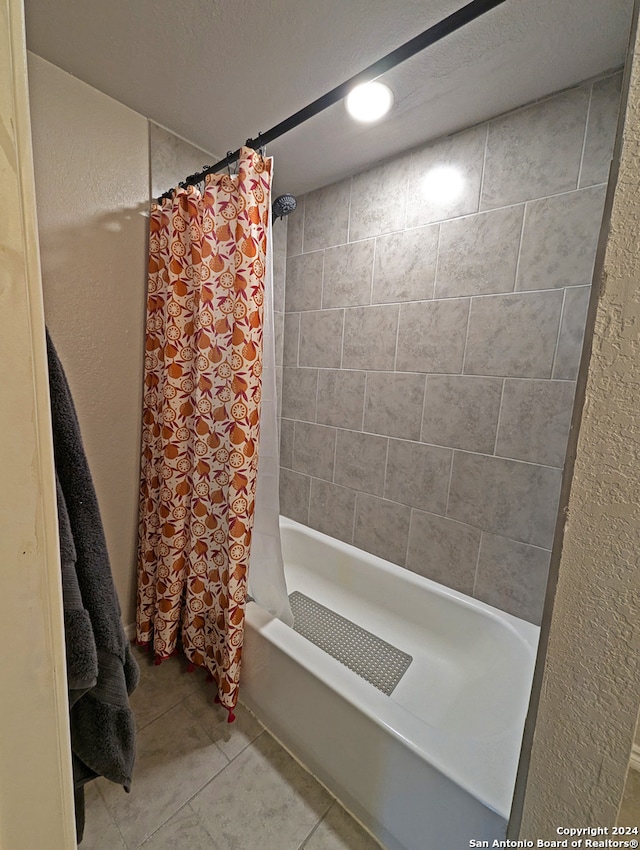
top-left (156, 0), bottom-right (509, 203)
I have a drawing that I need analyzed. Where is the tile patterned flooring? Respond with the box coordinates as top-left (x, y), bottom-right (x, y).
top-left (82, 644), bottom-right (381, 849)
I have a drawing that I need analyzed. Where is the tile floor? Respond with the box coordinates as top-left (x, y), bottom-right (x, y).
top-left (81, 644), bottom-right (382, 849)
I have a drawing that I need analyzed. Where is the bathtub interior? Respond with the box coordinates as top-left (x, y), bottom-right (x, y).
top-left (244, 517), bottom-right (540, 822)
top-left (280, 518), bottom-right (539, 739)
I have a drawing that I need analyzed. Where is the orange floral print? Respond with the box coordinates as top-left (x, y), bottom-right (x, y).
top-left (136, 147), bottom-right (272, 715)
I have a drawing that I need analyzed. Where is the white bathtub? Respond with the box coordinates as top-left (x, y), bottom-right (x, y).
top-left (241, 518), bottom-right (539, 850)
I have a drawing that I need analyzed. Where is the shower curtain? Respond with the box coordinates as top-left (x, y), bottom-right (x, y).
top-left (136, 147), bottom-right (288, 715)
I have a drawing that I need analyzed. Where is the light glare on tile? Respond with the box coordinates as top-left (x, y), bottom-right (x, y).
top-left (421, 166), bottom-right (465, 203)
top-left (345, 82), bottom-right (394, 123)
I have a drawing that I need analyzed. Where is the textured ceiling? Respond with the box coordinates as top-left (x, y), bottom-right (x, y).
top-left (25, 0), bottom-right (634, 196)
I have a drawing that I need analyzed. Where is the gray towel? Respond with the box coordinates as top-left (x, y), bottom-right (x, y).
top-left (46, 330), bottom-right (139, 795)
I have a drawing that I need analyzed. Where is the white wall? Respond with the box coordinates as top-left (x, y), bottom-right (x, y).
top-left (28, 53), bottom-right (149, 625)
top-left (27, 55), bottom-right (215, 626)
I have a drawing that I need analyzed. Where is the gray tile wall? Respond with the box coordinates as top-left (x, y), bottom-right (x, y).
top-left (276, 72), bottom-right (622, 625)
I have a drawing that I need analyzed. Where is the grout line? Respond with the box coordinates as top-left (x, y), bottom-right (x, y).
top-left (294, 182), bottom-right (608, 257)
top-left (382, 437), bottom-right (391, 500)
top-left (406, 509), bottom-right (415, 568)
top-left (361, 372), bottom-right (368, 432)
top-left (368, 236), bottom-right (376, 305)
top-left (472, 532), bottom-right (484, 597)
top-left (402, 154), bottom-right (411, 231)
top-left (284, 421), bottom-right (566, 470)
top-left (444, 449), bottom-right (456, 517)
top-left (298, 807), bottom-right (329, 850)
top-left (493, 378), bottom-right (507, 455)
top-left (346, 177), bottom-right (353, 244)
top-left (301, 194), bottom-right (307, 255)
top-left (288, 283), bottom-right (583, 313)
top-left (460, 297), bottom-right (473, 375)
top-left (292, 420), bottom-right (298, 471)
top-left (432, 223), bottom-right (442, 299)
top-left (295, 313), bottom-right (301, 367)
top-left (312, 369), bottom-right (319, 424)
top-left (351, 491), bottom-right (359, 544)
top-left (93, 777), bottom-right (130, 847)
top-left (550, 288), bottom-right (568, 380)
top-left (477, 123), bottom-right (490, 212)
top-left (392, 303), bottom-right (402, 371)
top-left (419, 373), bottom-right (429, 443)
top-left (319, 249), bottom-right (326, 309)
top-left (338, 308), bottom-right (346, 369)
top-left (512, 203), bottom-right (528, 292)
top-left (577, 83), bottom-right (594, 190)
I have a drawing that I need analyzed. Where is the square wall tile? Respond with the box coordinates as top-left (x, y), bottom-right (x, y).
top-left (516, 186), bottom-right (606, 291)
top-left (285, 252), bottom-right (323, 312)
top-left (350, 155), bottom-right (409, 240)
top-left (481, 85), bottom-right (590, 208)
top-left (354, 493), bottom-right (411, 566)
top-left (364, 372), bottom-right (426, 441)
top-left (435, 206), bottom-right (523, 298)
top-left (475, 533), bottom-right (552, 624)
top-left (342, 304), bottom-right (399, 371)
top-left (406, 124), bottom-right (486, 227)
top-left (286, 194), bottom-right (305, 257)
top-left (553, 286), bottom-right (591, 380)
top-left (316, 369), bottom-right (366, 430)
top-left (407, 511), bottom-right (480, 595)
top-left (372, 224), bottom-right (439, 304)
top-left (447, 451), bottom-right (562, 548)
top-left (308, 479), bottom-right (356, 544)
top-left (396, 299), bottom-right (469, 374)
top-left (579, 72), bottom-right (623, 189)
top-left (495, 379), bottom-right (576, 467)
top-left (281, 367), bottom-right (318, 422)
top-left (422, 375), bottom-right (503, 454)
top-left (283, 312), bottom-right (300, 366)
top-left (299, 309), bottom-right (344, 368)
top-left (279, 468), bottom-right (311, 524)
top-left (280, 418), bottom-right (294, 469)
top-left (464, 290), bottom-right (563, 378)
top-left (292, 421), bottom-right (337, 481)
top-left (304, 179), bottom-right (351, 252)
top-left (334, 429), bottom-right (388, 497)
top-left (323, 240), bottom-right (375, 308)
top-left (384, 439), bottom-right (452, 515)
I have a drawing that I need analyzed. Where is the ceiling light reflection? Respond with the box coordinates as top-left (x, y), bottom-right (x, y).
top-left (421, 166), bottom-right (465, 204)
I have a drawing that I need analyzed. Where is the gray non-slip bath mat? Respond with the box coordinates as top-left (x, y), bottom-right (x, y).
top-left (289, 591), bottom-right (412, 696)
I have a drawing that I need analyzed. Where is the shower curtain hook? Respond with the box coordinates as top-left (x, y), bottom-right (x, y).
top-left (226, 151), bottom-right (233, 176)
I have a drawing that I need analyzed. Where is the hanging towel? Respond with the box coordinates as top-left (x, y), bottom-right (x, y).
top-left (46, 330), bottom-right (139, 837)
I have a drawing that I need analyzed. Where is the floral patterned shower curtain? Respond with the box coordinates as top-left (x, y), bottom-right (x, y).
top-left (136, 147), bottom-right (271, 716)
